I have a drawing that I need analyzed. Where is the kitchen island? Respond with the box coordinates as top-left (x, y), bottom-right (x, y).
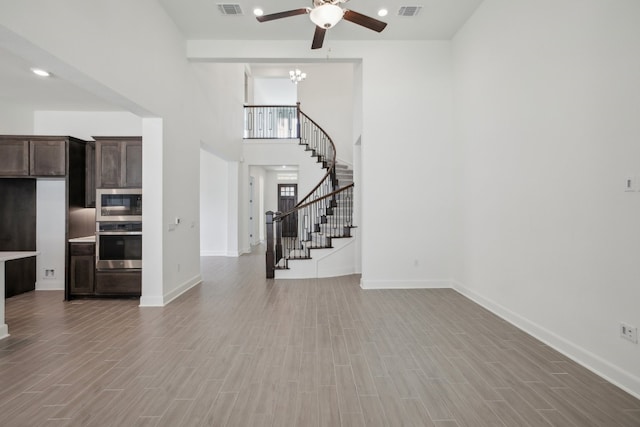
top-left (0, 251), bottom-right (38, 339)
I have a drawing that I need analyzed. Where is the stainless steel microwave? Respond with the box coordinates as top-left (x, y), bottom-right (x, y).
top-left (96, 188), bottom-right (142, 222)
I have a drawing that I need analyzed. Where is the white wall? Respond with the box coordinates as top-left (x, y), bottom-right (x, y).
top-left (253, 77), bottom-right (296, 105)
top-left (35, 180), bottom-right (65, 290)
top-left (0, 103), bottom-right (33, 133)
top-left (248, 166), bottom-right (267, 243)
top-left (297, 63), bottom-right (355, 165)
top-left (200, 148), bottom-right (229, 256)
top-left (34, 111), bottom-right (142, 140)
top-left (358, 42), bottom-right (454, 289)
top-left (452, 0), bottom-right (640, 397)
top-left (192, 63), bottom-right (245, 161)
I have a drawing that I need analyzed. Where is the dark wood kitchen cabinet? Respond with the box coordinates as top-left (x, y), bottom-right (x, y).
top-left (0, 139), bottom-right (29, 176)
top-left (29, 139), bottom-right (66, 176)
top-left (0, 136), bottom-right (81, 178)
top-left (95, 270), bottom-right (141, 296)
top-left (69, 242), bottom-right (95, 296)
top-left (85, 142), bottom-right (96, 207)
top-left (0, 179), bottom-right (36, 298)
top-left (5, 256), bottom-right (36, 298)
top-left (94, 137), bottom-right (142, 188)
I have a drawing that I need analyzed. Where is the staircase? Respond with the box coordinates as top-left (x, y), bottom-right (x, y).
top-left (244, 104), bottom-right (356, 278)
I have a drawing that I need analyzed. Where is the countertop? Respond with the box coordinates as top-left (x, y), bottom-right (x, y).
top-left (0, 251), bottom-right (39, 262)
top-left (68, 235), bottom-right (96, 243)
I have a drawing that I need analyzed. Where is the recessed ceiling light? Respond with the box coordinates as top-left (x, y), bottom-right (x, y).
top-left (282, 165), bottom-right (286, 169)
top-left (31, 68), bottom-right (50, 77)
top-left (253, 8), bottom-right (263, 16)
top-left (377, 8), bottom-right (388, 17)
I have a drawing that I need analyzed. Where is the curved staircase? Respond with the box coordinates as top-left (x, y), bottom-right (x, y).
top-left (244, 104), bottom-right (356, 278)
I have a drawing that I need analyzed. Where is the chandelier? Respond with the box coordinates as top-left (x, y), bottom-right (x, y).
top-left (289, 69), bottom-right (307, 84)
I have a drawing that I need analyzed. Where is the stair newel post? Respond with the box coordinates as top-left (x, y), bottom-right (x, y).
top-left (265, 211), bottom-right (275, 278)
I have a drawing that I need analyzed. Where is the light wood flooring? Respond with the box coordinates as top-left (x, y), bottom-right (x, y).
top-left (1, 248), bottom-right (639, 426)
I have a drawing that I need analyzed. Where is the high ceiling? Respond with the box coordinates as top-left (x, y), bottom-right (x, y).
top-left (0, 46), bottom-right (122, 112)
top-left (0, 1), bottom-right (483, 113)
top-left (159, 0), bottom-right (484, 42)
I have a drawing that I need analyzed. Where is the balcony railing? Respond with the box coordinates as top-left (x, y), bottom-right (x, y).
top-left (244, 105), bottom-right (299, 139)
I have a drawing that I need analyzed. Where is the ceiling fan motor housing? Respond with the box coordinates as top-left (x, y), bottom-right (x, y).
top-left (309, 3), bottom-right (344, 29)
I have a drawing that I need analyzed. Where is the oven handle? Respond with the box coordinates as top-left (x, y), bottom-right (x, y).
top-left (96, 231), bottom-right (142, 236)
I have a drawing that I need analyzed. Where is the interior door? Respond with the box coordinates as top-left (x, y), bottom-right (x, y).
top-left (278, 184), bottom-right (297, 238)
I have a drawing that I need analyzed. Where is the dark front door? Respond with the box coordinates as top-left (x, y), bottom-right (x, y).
top-left (278, 184), bottom-right (297, 238)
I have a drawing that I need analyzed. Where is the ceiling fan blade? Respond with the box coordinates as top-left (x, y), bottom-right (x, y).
top-left (256, 8), bottom-right (309, 23)
top-left (311, 26), bottom-right (326, 49)
top-left (342, 10), bottom-right (387, 32)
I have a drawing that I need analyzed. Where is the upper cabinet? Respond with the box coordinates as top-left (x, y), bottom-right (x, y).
top-left (0, 139), bottom-right (29, 176)
top-left (0, 138), bottom-right (68, 177)
top-left (30, 139), bottom-right (66, 176)
top-left (85, 142), bottom-right (96, 207)
top-left (94, 137), bottom-right (142, 188)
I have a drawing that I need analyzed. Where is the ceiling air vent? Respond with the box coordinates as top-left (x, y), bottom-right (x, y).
top-left (398, 6), bottom-right (422, 17)
top-left (217, 4), bottom-right (243, 15)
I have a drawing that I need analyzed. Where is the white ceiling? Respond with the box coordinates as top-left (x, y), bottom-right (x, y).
top-left (0, 0), bottom-right (483, 113)
top-left (159, 0), bottom-right (484, 42)
top-left (0, 46), bottom-right (122, 112)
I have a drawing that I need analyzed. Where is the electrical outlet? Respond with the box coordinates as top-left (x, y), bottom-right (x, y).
top-left (620, 323), bottom-right (638, 343)
top-left (625, 175), bottom-right (636, 192)
top-left (43, 268), bottom-right (56, 279)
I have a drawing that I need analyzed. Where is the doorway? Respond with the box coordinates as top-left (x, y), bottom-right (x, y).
top-left (278, 184), bottom-right (297, 238)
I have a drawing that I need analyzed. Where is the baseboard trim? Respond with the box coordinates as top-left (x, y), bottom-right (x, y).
top-left (360, 279), bottom-right (452, 290)
top-left (36, 280), bottom-right (64, 291)
top-left (139, 296), bottom-right (164, 307)
top-left (200, 250), bottom-right (227, 257)
top-left (200, 250), bottom-right (250, 257)
top-left (0, 324), bottom-right (8, 340)
top-left (139, 274), bottom-right (202, 307)
top-left (163, 274), bottom-right (202, 306)
top-left (452, 280), bottom-right (640, 400)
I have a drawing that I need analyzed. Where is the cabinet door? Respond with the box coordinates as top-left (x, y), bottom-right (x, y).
top-left (69, 254), bottom-right (95, 295)
top-left (122, 141), bottom-right (142, 188)
top-left (30, 139), bottom-right (66, 176)
top-left (96, 141), bottom-right (122, 188)
top-left (0, 139), bottom-right (29, 176)
top-left (5, 256), bottom-right (36, 298)
top-left (95, 270), bottom-right (141, 296)
top-left (85, 143), bottom-right (96, 207)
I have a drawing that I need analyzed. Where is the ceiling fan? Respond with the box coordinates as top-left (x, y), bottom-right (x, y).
top-left (256, 0), bottom-right (388, 50)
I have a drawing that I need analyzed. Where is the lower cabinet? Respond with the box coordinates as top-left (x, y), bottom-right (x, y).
top-left (95, 270), bottom-right (141, 296)
top-left (5, 256), bottom-right (36, 298)
top-left (69, 243), bottom-right (95, 296)
top-left (69, 241), bottom-right (141, 297)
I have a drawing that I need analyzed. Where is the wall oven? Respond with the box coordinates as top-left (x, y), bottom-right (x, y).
top-left (96, 188), bottom-right (142, 222)
top-left (96, 222), bottom-right (142, 270)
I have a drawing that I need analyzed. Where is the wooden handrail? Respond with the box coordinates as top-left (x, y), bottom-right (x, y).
top-left (276, 183), bottom-right (354, 221)
top-left (294, 107), bottom-right (337, 209)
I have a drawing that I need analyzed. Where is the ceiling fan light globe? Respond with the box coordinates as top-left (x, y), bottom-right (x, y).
top-left (309, 4), bottom-right (344, 29)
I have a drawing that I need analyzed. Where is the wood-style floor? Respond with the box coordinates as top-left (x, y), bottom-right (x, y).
top-left (1, 249), bottom-right (639, 426)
